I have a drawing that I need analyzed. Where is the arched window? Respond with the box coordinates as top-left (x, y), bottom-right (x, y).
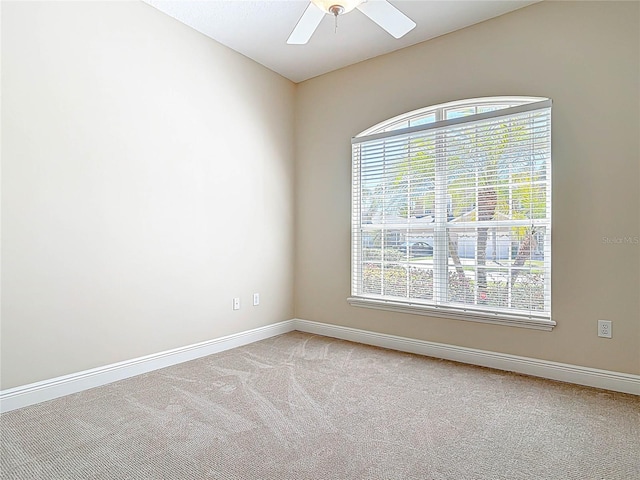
top-left (349, 97), bottom-right (553, 329)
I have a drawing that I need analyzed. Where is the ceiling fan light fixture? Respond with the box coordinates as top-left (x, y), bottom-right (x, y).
top-left (310, 0), bottom-right (364, 16)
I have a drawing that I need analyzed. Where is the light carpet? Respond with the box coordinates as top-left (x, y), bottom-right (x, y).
top-left (1, 331), bottom-right (639, 479)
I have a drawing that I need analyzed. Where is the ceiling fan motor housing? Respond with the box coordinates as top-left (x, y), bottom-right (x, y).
top-left (311, 0), bottom-right (363, 16)
top-left (329, 5), bottom-right (345, 16)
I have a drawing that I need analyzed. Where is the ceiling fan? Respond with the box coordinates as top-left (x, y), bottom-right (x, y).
top-left (287, 0), bottom-right (416, 45)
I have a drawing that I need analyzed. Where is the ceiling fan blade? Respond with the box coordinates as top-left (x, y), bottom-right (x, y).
top-left (287, 3), bottom-right (325, 45)
top-left (357, 0), bottom-right (416, 39)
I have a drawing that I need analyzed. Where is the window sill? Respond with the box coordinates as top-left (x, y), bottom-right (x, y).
top-left (347, 297), bottom-right (556, 331)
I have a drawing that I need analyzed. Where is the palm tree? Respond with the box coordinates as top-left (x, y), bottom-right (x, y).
top-left (476, 186), bottom-right (497, 304)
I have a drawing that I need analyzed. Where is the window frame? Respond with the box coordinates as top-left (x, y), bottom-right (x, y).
top-left (349, 97), bottom-right (554, 331)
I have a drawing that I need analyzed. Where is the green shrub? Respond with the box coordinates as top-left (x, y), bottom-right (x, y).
top-left (361, 248), bottom-right (406, 262)
top-left (362, 265), bottom-right (544, 311)
top-left (448, 272), bottom-right (474, 303)
top-left (362, 263), bottom-right (433, 298)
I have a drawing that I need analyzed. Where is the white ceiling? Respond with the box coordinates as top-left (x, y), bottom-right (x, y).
top-left (145, 0), bottom-right (538, 83)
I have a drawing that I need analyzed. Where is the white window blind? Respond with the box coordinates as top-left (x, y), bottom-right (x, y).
top-left (350, 98), bottom-right (553, 330)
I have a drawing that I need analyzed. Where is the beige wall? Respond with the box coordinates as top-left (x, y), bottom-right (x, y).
top-left (295, 1), bottom-right (640, 374)
top-left (1, 1), bottom-right (296, 389)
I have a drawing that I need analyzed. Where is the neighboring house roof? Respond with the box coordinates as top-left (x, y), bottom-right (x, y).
top-left (450, 209), bottom-right (514, 233)
top-left (370, 214), bottom-right (434, 224)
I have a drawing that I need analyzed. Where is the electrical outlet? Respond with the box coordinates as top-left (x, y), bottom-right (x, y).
top-left (253, 293), bottom-right (260, 306)
top-left (233, 298), bottom-right (240, 310)
top-left (598, 320), bottom-right (612, 338)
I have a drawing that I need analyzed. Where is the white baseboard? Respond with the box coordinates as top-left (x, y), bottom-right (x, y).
top-left (3, 318), bottom-right (637, 413)
top-left (293, 319), bottom-right (640, 396)
top-left (0, 320), bottom-right (296, 413)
